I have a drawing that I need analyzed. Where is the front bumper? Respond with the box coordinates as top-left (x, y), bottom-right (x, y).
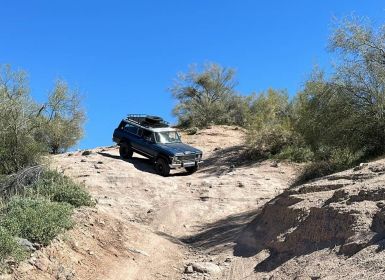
top-left (169, 160), bottom-right (203, 168)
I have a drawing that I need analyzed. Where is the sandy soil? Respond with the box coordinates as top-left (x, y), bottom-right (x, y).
top-left (10, 126), bottom-right (297, 280)
top-left (10, 125), bottom-right (385, 280)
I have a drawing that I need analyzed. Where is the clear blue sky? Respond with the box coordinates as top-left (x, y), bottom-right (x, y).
top-left (1, 1), bottom-right (384, 149)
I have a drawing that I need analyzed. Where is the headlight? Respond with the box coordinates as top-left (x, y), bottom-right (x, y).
top-left (172, 156), bottom-right (181, 163)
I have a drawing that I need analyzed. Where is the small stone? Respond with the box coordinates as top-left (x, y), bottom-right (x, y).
top-left (81, 159), bottom-right (86, 162)
top-left (224, 257), bottom-right (232, 263)
top-left (82, 150), bottom-right (92, 156)
top-left (270, 161), bottom-right (278, 168)
top-left (184, 265), bottom-right (194, 274)
top-left (191, 262), bottom-right (221, 275)
top-left (377, 202), bottom-right (385, 208)
top-left (354, 163), bottom-right (368, 171)
top-left (237, 182), bottom-right (245, 188)
top-left (16, 238), bottom-right (36, 252)
top-left (97, 161), bottom-right (103, 164)
top-left (33, 259), bottom-right (49, 271)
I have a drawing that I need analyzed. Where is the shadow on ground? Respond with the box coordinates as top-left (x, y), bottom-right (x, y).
top-left (200, 145), bottom-right (261, 176)
top-left (97, 152), bottom-right (190, 177)
top-left (177, 209), bottom-right (261, 253)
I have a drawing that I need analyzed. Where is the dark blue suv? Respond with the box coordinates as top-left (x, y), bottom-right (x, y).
top-left (112, 115), bottom-right (203, 176)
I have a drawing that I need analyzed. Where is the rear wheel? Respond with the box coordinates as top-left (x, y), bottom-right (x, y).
top-left (185, 166), bottom-right (198, 174)
top-left (119, 143), bottom-right (133, 159)
top-left (155, 158), bottom-right (170, 176)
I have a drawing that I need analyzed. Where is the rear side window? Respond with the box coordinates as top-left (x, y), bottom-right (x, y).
top-left (137, 128), bottom-right (143, 137)
top-left (123, 123), bottom-right (138, 134)
top-left (142, 130), bottom-right (155, 142)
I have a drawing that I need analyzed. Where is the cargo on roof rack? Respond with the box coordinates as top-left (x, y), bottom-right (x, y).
top-left (125, 114), bottom-right (170, 128)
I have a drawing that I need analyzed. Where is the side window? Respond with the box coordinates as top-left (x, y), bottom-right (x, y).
top-left (137, 128), bottom-right (143, 137)
top-left (142, 130), bottom-right (154, 141)
top-left (123, 123), bottom-right (138, 134)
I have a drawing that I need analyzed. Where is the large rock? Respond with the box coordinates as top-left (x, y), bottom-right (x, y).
top-left (191, 262), bottom-right (222, 275)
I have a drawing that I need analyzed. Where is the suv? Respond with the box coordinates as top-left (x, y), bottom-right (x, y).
top-left (112, 114), bottom-right (203, 176)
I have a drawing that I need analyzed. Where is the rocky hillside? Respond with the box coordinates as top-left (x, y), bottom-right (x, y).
top-left (236, 161), bottom-right (385, 279)
top-left (8, 126), bottom-right (385, 280)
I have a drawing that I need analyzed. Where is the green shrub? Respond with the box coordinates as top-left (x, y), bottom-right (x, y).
top-left (273, 145), bottom-right (314, 162)
top-left (291, 161), bottom-right (336, 187)
top-left (0, 226), bottom-right (26, 264)
top-left (185, 127), bottom-right (198, 135)
top-left (329, 148), bottom-right (363, 171)
top-left (1, 198), bottom-right (74, 245)
top-left (31, 170), bottom-right (94, 207)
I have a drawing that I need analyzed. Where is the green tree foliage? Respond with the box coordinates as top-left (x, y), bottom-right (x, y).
top-left (38, 80), bottom-right (85, 154)
top-left (171, 63), bottom-right (249, 127)
top-left (0, 65), bottom-right (85, 173)
top-left (245, 89), bottom-right (311, 161)
top-left (294, 18), bottom-right (385, 165)
top-left (0, 65), bottom-right (44, 174)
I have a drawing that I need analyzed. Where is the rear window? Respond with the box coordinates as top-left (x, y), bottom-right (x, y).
top-left (123, 123), bottom-right (138, 134)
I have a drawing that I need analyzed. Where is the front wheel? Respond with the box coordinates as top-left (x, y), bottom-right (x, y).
top-left (185, 166), bottom-right (198, 174)
top-left (155, 158), bottom-right (170, 176)
top-left (119, 144), bottom-right (133, 159)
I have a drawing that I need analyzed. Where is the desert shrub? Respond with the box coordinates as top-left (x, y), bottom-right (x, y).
top-left (273, 145), bottom-right (314, 163)
top-left (171, 63), bottom-right (250, 128)
top-left (245, 89), bottom-right (301, 159)
top-left (30, 170), bottom-right (94, 207)
top-left (1, 197), bottom-right (74, 245)
top-left (36, 80), bottom-right (85, 154)
top-left (185, 127), bottom-right (198, 135)
top-left (0, 65), bottom-right (45, 174)
top-left (0, 65), bottom-right (85, 173)
top-left (0, 226), bottom-right (26, 264)
top-left (291, 161), bottom-right (336, 187)
top-left (246, 124), bottom-right (294, 159)
top-left (291, 147), bottom-right (363, 186)
top-left (293, 18), bottom-right (385, 168)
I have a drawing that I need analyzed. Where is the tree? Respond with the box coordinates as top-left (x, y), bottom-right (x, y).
top-left (39, 80), bottom-right (85, 154)
top-left (329, 17), bottom-right (385, 156)
top-left (0, 65), bottom-right (43, 173)
top-left (294, 17), bottom-right (385, 161)
top-left (0, 65), bottom-right (86, 173)
top-left (245, 89), bottom-right (303, 158)
top-left (170, 63), bottom-right (246, 127)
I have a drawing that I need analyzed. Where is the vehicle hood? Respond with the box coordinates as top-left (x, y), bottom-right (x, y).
top-left (155, 143), bottom-right (202, 156)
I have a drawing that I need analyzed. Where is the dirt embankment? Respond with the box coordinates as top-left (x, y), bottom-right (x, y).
top-left (236, 162), bottom-right (385, 279)
top-left (10, 125), bottom-right (385, 280)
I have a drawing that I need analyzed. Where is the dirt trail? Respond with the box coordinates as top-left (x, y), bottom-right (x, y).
top-left (12, 126), bottom-right (297, 280)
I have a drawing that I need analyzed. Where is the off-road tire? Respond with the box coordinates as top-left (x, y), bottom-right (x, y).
top-left (185, 166), bottom-right (198, 174)
top-left (155, 158), bottom-right (170, 176)
top-left (119, 143), bottom-right (133, 159)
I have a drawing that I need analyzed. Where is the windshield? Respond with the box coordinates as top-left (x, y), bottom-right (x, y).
top-left (155, 131), bottom-right (181, 144)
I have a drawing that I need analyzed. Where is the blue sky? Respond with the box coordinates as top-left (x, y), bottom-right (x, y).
top-left (1, 1), bottom-right (384, 149)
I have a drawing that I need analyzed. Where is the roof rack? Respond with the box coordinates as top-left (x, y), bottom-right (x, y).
top-left (125, 114), bottom-right (170, 128)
